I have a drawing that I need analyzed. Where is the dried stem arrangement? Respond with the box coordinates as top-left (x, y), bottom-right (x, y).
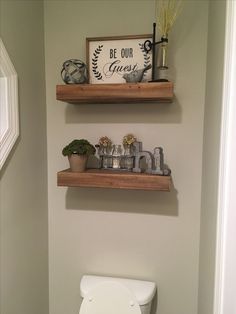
top-left (155, 0), bottom-right (183, 37)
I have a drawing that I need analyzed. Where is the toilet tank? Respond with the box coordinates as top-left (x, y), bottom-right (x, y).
top-left (80, 275), bottom-right (156, 314)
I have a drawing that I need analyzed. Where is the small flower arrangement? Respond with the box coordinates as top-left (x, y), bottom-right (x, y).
top-left (123, 133), bottom-right (137, 146)
top-left (99, 136), bottom-right (112, 147)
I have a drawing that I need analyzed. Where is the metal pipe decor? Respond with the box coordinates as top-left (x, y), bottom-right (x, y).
top-left (143, 23), bottom-right (169, 82)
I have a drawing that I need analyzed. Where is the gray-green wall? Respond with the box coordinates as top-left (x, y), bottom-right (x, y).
top-left (44, 1), bottom-right (208, 314)
top-left (0, 1), bottom-right (226, 314)
top-left (0, 1), bottom-right (48, 314)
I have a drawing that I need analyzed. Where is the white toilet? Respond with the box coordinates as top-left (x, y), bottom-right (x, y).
top-left (79, 275), bottom-right (156, 314)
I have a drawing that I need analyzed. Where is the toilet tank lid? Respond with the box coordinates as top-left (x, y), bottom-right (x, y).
top-left (80, 275), bottom-right (156, 306)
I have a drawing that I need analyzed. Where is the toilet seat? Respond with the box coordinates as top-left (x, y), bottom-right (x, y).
top-left (79, 281), bottom-right (142, 314)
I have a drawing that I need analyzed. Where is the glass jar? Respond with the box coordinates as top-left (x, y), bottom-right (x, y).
top-left (102, 145), bottom-right (112, 168)
top-left (123, 144), bottom-right (134, 170)
top-left (112, 144), bottom-right (122, 169)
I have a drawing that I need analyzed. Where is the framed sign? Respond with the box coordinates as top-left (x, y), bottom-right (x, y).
top-left (86, 34), bottom-right (152, 84)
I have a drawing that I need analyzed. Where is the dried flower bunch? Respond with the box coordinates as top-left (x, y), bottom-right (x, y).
top-left (99, 136), bottom-right (112, 147)
top-left (155, 0), bottom-right (183, 37)
top-left (123, 134), bottom-right (137, 146)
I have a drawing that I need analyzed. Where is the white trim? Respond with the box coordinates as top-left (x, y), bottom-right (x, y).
top-left (214, 1), bottom-right (236, 314)
top-left (0, 38), bottom-right (19, 170)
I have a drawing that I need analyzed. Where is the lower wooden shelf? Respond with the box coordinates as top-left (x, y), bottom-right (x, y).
top-left (57, 169), bottom-right (171, 191)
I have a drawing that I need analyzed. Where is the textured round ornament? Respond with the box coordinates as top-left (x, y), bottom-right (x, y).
top-left (61, 59), bottom-right (88, 84)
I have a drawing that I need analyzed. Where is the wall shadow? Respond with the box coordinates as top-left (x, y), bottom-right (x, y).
top-left (151, 290), bottom-right (158, 314)
top-left (65, 183), bottom-right (178, 216)
top-left (64, 96), bottom-right (182, 124)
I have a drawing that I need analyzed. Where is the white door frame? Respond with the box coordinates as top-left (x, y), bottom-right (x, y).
top-left (214, 1), bottom-right (236, 313)
top-left (0, 39), bottom-right (19, 170)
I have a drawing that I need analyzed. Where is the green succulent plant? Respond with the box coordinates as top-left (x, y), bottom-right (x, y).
top-left (62, 139), bottom-right (96, 156)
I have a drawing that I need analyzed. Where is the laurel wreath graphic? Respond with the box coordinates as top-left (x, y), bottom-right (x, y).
top-left (139, 43), bottom-right (151, 78)
top-left (92, 45), bottom-right (104, 81)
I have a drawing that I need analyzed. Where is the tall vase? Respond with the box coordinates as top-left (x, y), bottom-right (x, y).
top-left (157, 37), bottom-right (169, 81)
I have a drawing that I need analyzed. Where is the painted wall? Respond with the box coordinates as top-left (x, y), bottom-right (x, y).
top-left (0, 1), bottom-right (49, 314)
top-left (44, 1), bottom-right (208, 314)
top-left (198, 1), bottom-right (226, 314)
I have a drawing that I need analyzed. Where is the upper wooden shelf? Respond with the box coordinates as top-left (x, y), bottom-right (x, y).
top-left (57, 168), bottom-right (171, 191)
top-left (56, 82), bottom-right (173, 104)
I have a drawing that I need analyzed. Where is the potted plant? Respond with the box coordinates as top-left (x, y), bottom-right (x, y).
top-left (62, 139), bottom-right (96, 172)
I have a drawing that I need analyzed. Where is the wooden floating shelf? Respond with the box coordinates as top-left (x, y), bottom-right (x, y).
top-left (57, 169), bottom-right (171, 191)
top-left (56, 82), bottom-right (173, 104)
